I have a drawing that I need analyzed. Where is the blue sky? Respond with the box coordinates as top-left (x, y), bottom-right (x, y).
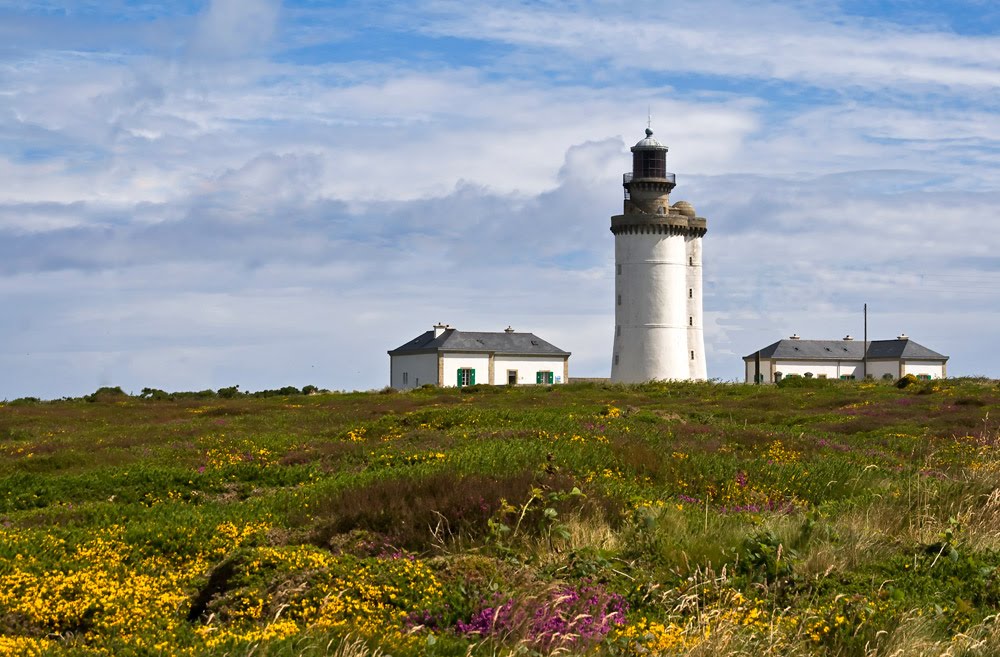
top-left (1, 0), bottom-right (998, 398)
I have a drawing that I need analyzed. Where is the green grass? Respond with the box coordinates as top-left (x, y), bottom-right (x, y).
top-left (1, 378), bottom-right (1000, 655)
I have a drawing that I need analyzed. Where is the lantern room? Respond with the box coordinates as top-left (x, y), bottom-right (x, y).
top-left (630, 128), bottom-right (669, 179)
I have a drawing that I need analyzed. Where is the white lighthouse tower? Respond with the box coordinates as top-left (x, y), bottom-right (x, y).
top-left (610, 127), bottom-right (708, 382)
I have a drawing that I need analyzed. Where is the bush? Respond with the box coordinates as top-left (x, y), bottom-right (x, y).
top-left (896, 373), bottom-right (919, 389)
top-left (216, 385), bottom-right (241, 399)
top-left (84, 386), bottom-right (128, 403)
top-left (777, 375), bottom-right (833, 389)
top-left (308, 471), bottom-right (599, 551)
top-left (460, 384), bottom-right (502, 394)
top-left (139, 388), bottom-right (174, 401)
top-left (247, 386), bottom-right (302, 397)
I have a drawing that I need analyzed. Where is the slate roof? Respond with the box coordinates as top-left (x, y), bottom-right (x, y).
top-left (389, 329), bottom-right (570, 357)
top-left (743, 338), bottom-right (947, 361)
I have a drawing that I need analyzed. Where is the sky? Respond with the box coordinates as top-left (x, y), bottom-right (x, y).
top-left (1, 0), bottom-right (998, 399)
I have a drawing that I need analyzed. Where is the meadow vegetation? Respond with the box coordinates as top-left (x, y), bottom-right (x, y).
top-left (2, 377), bottom-right (1000, 656)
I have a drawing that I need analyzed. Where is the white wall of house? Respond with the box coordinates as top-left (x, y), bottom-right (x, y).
top-left (745, 358), bottom-right (775, 383)
top-left (901, 360), bottom-right (946, 379)
top-left (865, 360), bottom-right (902, 380)
top-left (493, 356), bottom-right (568, 385)
top-left (774, 361), bottom-right (859, 380)
top-left (390, 353), bottom-right (439, 390)
top-left (744, 358), bottom-right (945, 383)
top-left (441, 353), bottom-right (491, 387)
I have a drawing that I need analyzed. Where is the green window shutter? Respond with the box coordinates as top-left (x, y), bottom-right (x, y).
top-left (470, 369), bottom-right (476, 385)
top-left (536, 372), bottom-right (542, 384)
top-left (457, 370), bottom-right (463, 387)
top-left (548, 372), bottom-right (554, 384)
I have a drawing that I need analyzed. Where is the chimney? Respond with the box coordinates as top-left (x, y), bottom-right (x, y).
top-left (433, 323), bottom-right (448, 338)
top-left (843, 335), bottom-right (853, 341)
top-left (897, 333), bottom-right (909, 340)
top-left (789, 334), bottom-right (800, 340)
top-left (504, 326), bottom-right (515, 334)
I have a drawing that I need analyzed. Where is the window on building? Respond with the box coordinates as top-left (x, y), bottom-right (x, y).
top-left (688, 288), bottom-right (693, 299)
top-left (614, 354), bottom-right (619, 366)
top-left (536, 371), bottom-right (554, 385)
top-left (457, 368), bottom-right (475, 387)
top-left (917, 374), bottom-right (932, 381)
top-left (817, 374), bottom-right (827, 379)
top-left (507, 370), bottom-right (517, 385)
top-left (774, 372), bottom-right (783, 382)
top-left (617, 294), bottom-right (622, 306)
top-left (689, 316), bottom-right (693, 326)
top-left (689, 257), bottom-right (693, 266)
top-left (402, 372), bottom-right (408, 385)
top-left (616, 325), bottom-right (621, 337)
top-left (690, 350), bottom-right (695, 360)
top-left (616, 264), bottom-right (621, 275)
top-left (882, 373), bottom-right (894, 380)
top-left (804, 372), bottom-right (814, 378)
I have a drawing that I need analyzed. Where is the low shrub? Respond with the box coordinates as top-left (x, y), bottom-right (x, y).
top-left (459, 384), bottom-right (502, 394)
top-left (84, 386), bottom-right (128, 402)
top-left (139, 388), bottom-right (174, 401)
top-left (777, 376), bottom-right (834, 389)
top-left (308, 471), bottom-right (593, 551)
top-left (7, 397), bottom-right (41, 405)
top-left (217, 385), bottom-right (241, 399)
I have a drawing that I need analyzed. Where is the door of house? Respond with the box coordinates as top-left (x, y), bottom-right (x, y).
top-left (507, 370), bottom-right (517, 385)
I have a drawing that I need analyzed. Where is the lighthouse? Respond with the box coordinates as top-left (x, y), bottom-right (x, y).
top-left (610, 127), bottom-right (707, 382)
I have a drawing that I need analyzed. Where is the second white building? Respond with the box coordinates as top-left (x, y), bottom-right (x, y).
top-left (743, 334), bottom-right (948, 383)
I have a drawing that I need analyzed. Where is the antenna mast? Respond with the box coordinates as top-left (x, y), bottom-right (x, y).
top-left (863, 303), bottom-right (868, 380)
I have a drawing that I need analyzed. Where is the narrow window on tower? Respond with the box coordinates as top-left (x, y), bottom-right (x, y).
top-left (689, 257), bottom-right (694, 266)
top-left (616, 325), bottom-right (621, 336)
top-left (617, 294), bottom-right (622, 306)
top-left (616, 264), bottom-right (621, 275)
top-left (688, 288), bottom-right (693, 299)
top-left (614, 354), bottom-right (620, 365)
top-left (689, 316), bottom-right (693, 326)
top-left (690, 350), bottom-right (695, 360)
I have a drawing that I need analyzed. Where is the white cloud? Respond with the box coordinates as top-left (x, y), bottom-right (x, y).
top-left (190, 0), bottom-right (281, 59)
top-left (412, 1), bottom-right (1000, 91)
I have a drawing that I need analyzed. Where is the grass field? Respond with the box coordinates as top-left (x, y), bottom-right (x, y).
top-left (2, 377), bottom-right (1000, 656)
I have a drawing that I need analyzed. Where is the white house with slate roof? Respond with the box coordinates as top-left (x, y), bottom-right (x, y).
top-left (743, 334), bottom-right (948, 384)
top-left (388, 324), bottom-right (571, 390)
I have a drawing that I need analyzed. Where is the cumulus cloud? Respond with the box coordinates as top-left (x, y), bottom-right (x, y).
top-left (190, 0), bottom-right (281, 59)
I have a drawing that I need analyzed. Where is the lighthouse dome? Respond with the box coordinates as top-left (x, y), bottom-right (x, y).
top-left (633, 128), bottom-right (665, 150)
top-left (671, 201), bottom-right (696, 217)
